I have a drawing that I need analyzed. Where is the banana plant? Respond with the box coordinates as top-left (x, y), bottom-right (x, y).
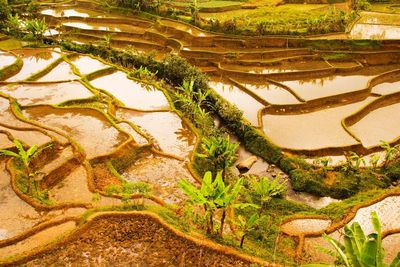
top-left (234, 213), bottom-right (265, 248)
top-left (213, 172), bottom-right (243, 237)
top-left (303, 211), bottom-right (400, 267)
top-left (0, 139), bottom-right (38, 194)
top-left (250, 175), bottom-right (286, 208)
top-left (179, 171), bottom-right (243, 236)
top-left (197, 135), bottom-right (239, 182)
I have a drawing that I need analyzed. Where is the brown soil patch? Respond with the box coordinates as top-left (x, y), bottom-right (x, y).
top-left (25, 214), bottom-right (253, 266)
top-left (324, 171), bottom-right (337, 186)
top-left (92, 163), bottom-right (121, 191)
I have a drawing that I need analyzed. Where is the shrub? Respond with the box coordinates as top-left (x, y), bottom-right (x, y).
top-left (0, 0), bottom-right (10, 22)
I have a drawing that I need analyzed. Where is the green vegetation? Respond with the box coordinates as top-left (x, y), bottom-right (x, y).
top-left (179, 171), bottom-right (244, 236)
top-left (108, 0), bottom-right (360, 35)
top-left (106, 181), bottom-right (152, 202)
top-left (197, 135), bottom-right (238, 181)
top-left (304, 212), bottom-right (400, 267)
top-left (0, 140), bottom-right (38, 194)
top-left (25, 17), bottom-right (47, 40)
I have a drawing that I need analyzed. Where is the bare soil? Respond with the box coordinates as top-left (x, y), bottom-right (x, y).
top-left (25, 214), bottom-right (253, 266)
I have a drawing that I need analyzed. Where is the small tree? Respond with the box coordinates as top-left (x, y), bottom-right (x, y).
top-left (188, 0), bottom-right (199, 24)
top-left (0, 140), bottom-right (38, 194)
top-left (234, 213), bottom-right (265, 248)
top-left (197, 135), bottom-right (238, 182)
top-left (179, 171), bottom-right (243, 236)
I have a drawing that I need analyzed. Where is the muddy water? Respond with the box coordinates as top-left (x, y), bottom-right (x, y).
top-left (0, 133), bottom-right (13, 148)
top-left (160, 19), bottom-right (211, 37)
top-left (350, 24), bottom-right (400, 39)
top-left (349, 103), bottom-right (400, 148)
top-left (382, 233), bottom-right (400, 264)
top-left (70, 56), bottom-right (109, 75)
top-left (37, 61), bottom-right (78, 82)
top-left (209, 78), bottom-right (264, 126)
top-left (221, 61), bottom-right (330, 74)
top-left (0, 97), bottom-right (68, 145)
top-left (7, 49), bottom-right (61, 82)
top-left (286, 191), bottom-right (340, 209)
top-left (262, 97), bottom-right (376, 150)
top-left (1, 82), bottom-right (93, 106)
top-left (0, 52), bottom-right (16, 69)
top-left (348, 196), bottom-right (400, 234)
top-left (23, 106), bottom-right (127, 159)
top-left (281, 218), bottom-right (331, 236)
top-left (371, 80), bottom-right (400, 95)
top-left (90, 71), bottom-right (170, 110)
top-left (41, 8), bottom-right (104, 18)
top-left (117, 122), bottom-right (148, 145)
top-left (62, 22), bottom-right (147, 34)
top-left (0, 97), bottom-right (32, 128)
top-left (305, 150), bottom-right (387, 168)
top-left (117, 110), bottom-right (195, 158)
top-left (358, 12), bottom-right (400, 25)
top-left (326, 61), bottom-right (360, 68)
top-left (350, 12), bottom-right (400, 39)
top-left (0, 125), bottom-right (52, 147)
top-left (303, 231), bottom-right (342, 264)
top-left (0, 161), bottom-right (40, 240)
top-left (239, 82), bottom-right (301, 105)
top-left (51, 164), bottom-right (122, 207)
top-left (281, 75), bottom-right (373, 101)
top-left (304, 196), bottom-right (400, 264)
top-left (122, 154), bottom-right (196, 204)
top-left (0, 221), bottom-right (77, 258)
top-left (49, 166), bottom-right (92, 203)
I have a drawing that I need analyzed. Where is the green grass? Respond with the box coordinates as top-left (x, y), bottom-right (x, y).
top-left (172, 1), bottom-right (244, 8)
top-left (200, 3), bottom-right (337, 21)
top-left (0, 38), bottom-right (22, 50)
top-left (370, 3), bottom-right (400, 14)
top-left (198, 3), bottom-right (354, 34)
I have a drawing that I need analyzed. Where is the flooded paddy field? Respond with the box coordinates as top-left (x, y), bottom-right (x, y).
top-left (0, 1), bottom-right (400, 266)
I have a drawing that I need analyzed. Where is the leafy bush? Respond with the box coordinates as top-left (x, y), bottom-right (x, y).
top-left (0, 0), bottom-right (10, 22)
top-left (25, 17), bottom-right (47, 40)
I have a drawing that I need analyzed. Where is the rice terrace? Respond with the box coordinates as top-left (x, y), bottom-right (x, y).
top-left (0, 0), bottom-right (400, 266)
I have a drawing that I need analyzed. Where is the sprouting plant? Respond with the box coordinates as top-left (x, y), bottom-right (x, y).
top-left (369, 154), bottom-right (381, 170)
top-left (380, 141), bottom-right (400, 166)
top-left (197, 135), bottom-right (238, 181)
top-left (105, 181), bottom-right (151, 203)
top-left (303, 211), bottom-right (400, 267)
top-left (102, 34), bottom-right (113, 48)
top-left (249, 175), bottom-right (286, 208)
top-left (6, 13), bottom-right (21, 35)
top-left (25, 17), bottom-right (47, 40)
top-left (342, 152), bottom-right (365, 172)
top-left (92, 192), bottom-right (102, 202)
top-left (234, 213), bottom-right (265, 248)
top-left (174, 79), bottom-right (210, 123)
top-left (313, 157), bottom-right (334, 174)
top-left (130, 66), bottom-right (158, 79)
top-left (0, 139), bottom-right (38, 195)
top-left (179, 171), bottom-right (243, 236)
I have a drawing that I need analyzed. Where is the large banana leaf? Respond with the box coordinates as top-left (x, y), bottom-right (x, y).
top-left (360, 236), bottom-right (377, 267)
